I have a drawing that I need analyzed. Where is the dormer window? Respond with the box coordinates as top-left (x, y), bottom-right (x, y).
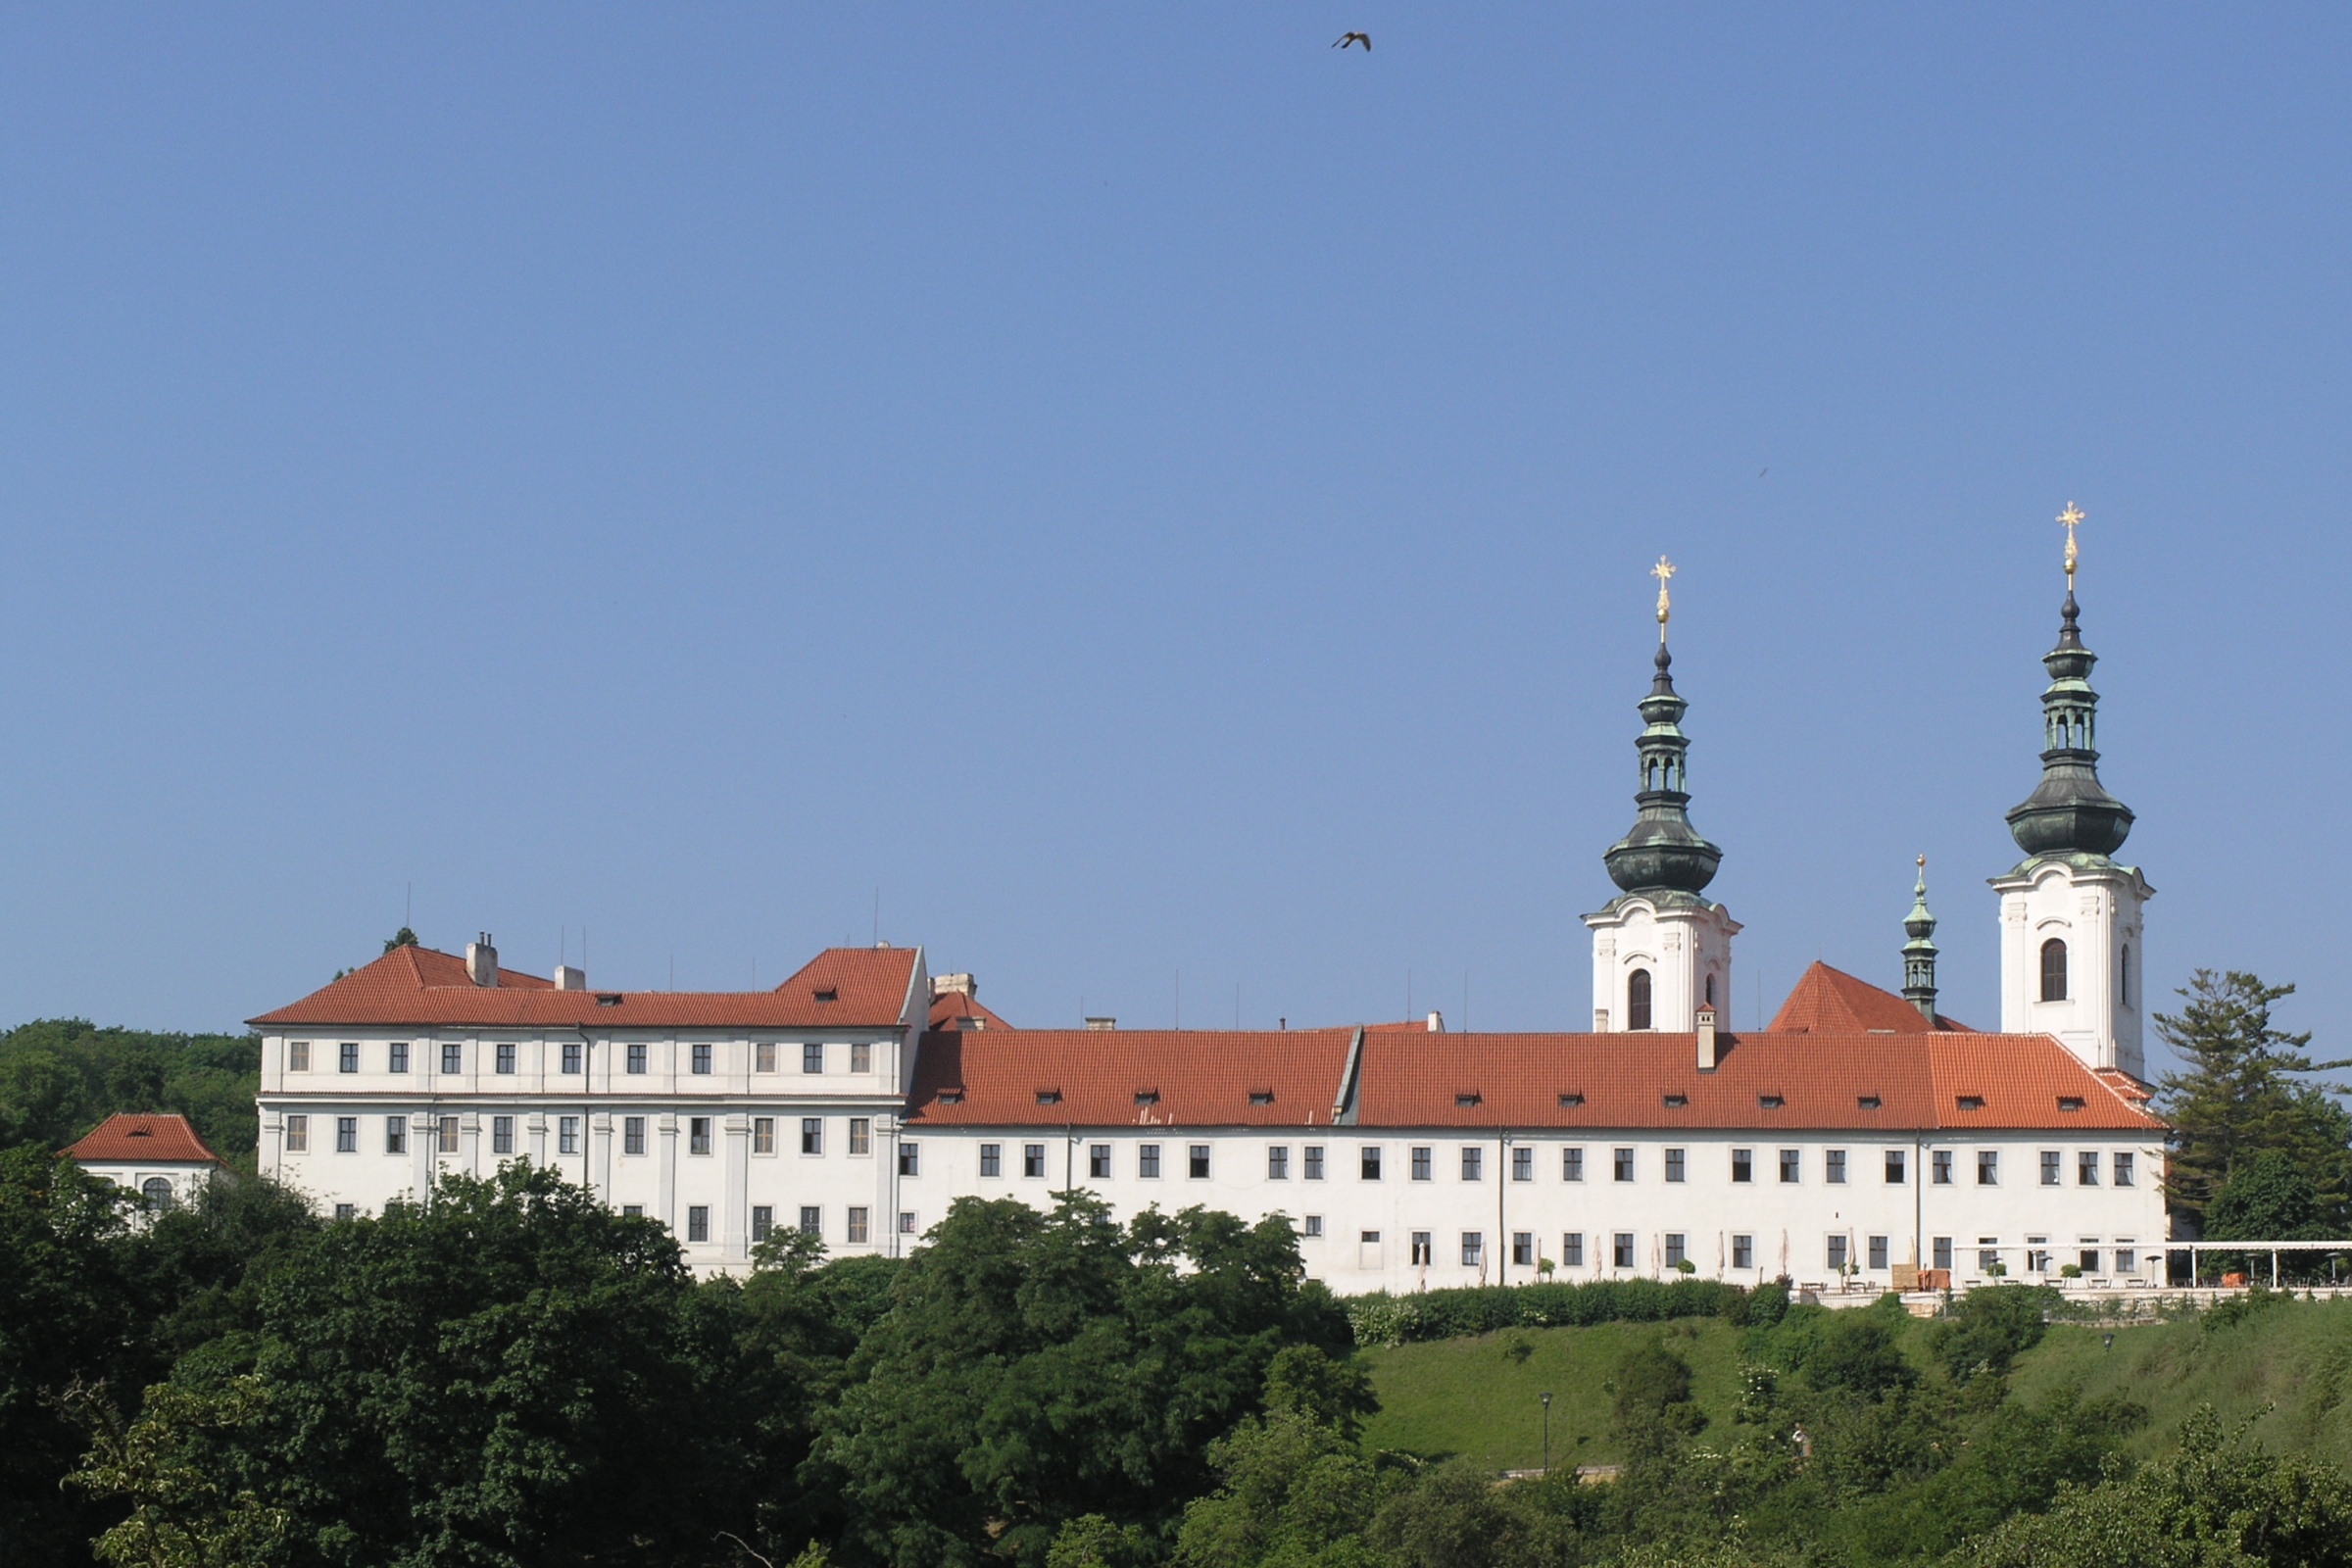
top-left (1857, 1095), bottom-right (1882, 1110)
top-left (1557, 1093), bottom-right (1585, 1108)
top-left (1757, 1095), bottom-right (1785, 1109)
top-left (1454, 1092), bottom-right (1482, 1107)
top-left (2058, 1096), bottom-right (2084, 1112)
top-left (1662, 1094), bottom-right (1688, 1108)
top-left (1956, 1095), bottom-right (1985, 1111)
top-left (1134, 1090), bottom-right (1160, 1106)
top-left (596, 994), bottom-right (623, 1006)
top-left (937, 1088), bottom-right (963, 1104)
top-left (813, 988), bottom-right (839, 1004)
top-left (1035, 1090), bottom-right (1062, 1105)
top-left (1249, 1090), bottom-right (1275, 1106)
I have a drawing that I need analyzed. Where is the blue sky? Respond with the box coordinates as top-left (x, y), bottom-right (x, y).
top-left (1, 9), bottom-right (2344, 1069)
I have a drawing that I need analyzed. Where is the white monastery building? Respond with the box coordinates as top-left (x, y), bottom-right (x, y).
top-left (68, 1112), bottom-right (228, 1212)
top-left (251, 537), bottom-right (2171, 1294)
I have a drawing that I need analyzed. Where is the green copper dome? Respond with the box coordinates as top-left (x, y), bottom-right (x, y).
top-left (2005, 589), bottom-right (2133, 860)
top-left (1602, 641), bottom-right (1724, 897)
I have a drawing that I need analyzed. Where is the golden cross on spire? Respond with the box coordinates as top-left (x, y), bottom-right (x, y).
top-left (1650, 556), bottom-right (1675, 640)
top-left (2057, 502), bottom-right (2084, 583)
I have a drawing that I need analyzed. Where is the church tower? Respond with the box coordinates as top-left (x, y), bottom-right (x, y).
top-left (1989, 507), bottom-right (2153, 1077)
top-left (1586, 560), bottom-right (1740, 1033)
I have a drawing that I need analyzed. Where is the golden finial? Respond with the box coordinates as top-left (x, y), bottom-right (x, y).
top-left (1650, 556), bottom-right (1675, 641)
top-left (2057, 502), bottom-right (2083, 583)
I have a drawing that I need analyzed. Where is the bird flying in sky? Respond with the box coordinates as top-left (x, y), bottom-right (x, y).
top-left (1334, 32), bottom-right (1371, 51)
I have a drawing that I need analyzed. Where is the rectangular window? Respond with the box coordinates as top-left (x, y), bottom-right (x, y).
top-left (1614, 1147), bottom-right (1635, 1183)
top-left (755, 1042), bottom-right (776, 1073)
top-left (752, 1205), bottom-right (773, 1243)
top-left (2041, 1150), bottom-right (2062, 1186)
top-left (1563, 1232), bottom-right (1586, 1267)
top-left (284, 1114), bottom-right (309, 1152)
top-left (1934, 1150), bottom-right (1954, 1185)
top-left (1665, 1149), bottom-right (1687, 1183)
top-left (627, 1043), bottom-right (648, 1074)
top-left (387, 1042), bottom-right (407, 1074)
top-left (900, 1210), bottom-right (918, 1234)
top-left (1303, 1215), bottom-right (1323, 1238)
top-left (492, 1115), bottom-right (514, 1154)
top-left (289, 1041), bottom-right (311, 1072)
top-left (435, 1116), bottom-right (459, 1155)
top-left (1461, 1232), bottom-right (1484, 1268)
top-left (1826, 1150), bottom-right (1847, 1185)
top-left (1460, 1147), bottom-right (1483, 1182)
top-left (1979, 1239), bottom-right (2001, 1274)
top-left (799, 1206), bottom-right (820, 1237)
top-left (801, 1118), bottom-right (822, 1155)
top-left (1886, 1150), bottom-right (1906, 1184)
top-left (850, 1118), bottom-right (872, 1155)
top-left (621, 1204), bottom-right (642, 1218)
top-left (625, 1117), bottom-right (647, 1155)
top-left (1869, 1235), bottom-right (1889, 1270)
top-left (1411, 1146), bottom-right (1433, 1181)
top-left (690, 1117), bottom-right (711, 1155)
top-left (1089, 1144), bottom-right (1110, 1179)
top-left (441, 1043), bottom-right (463, 1075)
top-left (340, 1042), bottom-right (360, 1073)
top-left (496, 1042), bottom-right (516, 1075)
top-left (2114, 1152), bottom-right (2135, 1186)
top-left (2080, 1247), bottom-right (2101, 1274)
top-left (1979, 1151), bottom-right (2000, 1186)
top-left (847, 1207), bottom-right (869, 1245)
top-left (1828, 1235), bottom-right (1849, 1270)
top-left (981, 1144), bottom-right (1002, 1177)
top-left (562, 1041), bottom-right (582, 1074)
top-left (2027, 1238), bottom-right (2051, 1273)
top-left (803, 1043), bottom-right (823, 1074)
top-left (754, 1117), bottom-right (775, 1154)
top-left (1732, 1148), bottom-right (1753, 1183)
top-left (1360, 1147), bottom-right (1382, 1181)
top-left (1779, 1149), bottom-right (1800, 1183)
top-left (851, 1042), bottom-right (872, 1073)
top-left (1410, 1231), bottom-right (1433, 1265)
top-left (1139, 1144), bottom-right (1161, 1179)
top-left (1268, 1146), bottom-right (1291, 1180)
top-left (559, 1116), bottom-right (579, 1154)
top-left (2116, 1244), bottom-right (2138, 1275)
top-left (1664, 1233), bottom-right (1687, 1267)
top-left (1563, 1147), bottom-right (1585, 1182)
top-left (385, 1116), bottom-right (408, 1154)
top-left (2079, 1152), bottom-right (2100, 1186)
top-left (1512, 1147), bottom-right (1533, 1182)
top-left (1733, 1234), bottom-right (1754, 1269)
top-left (687, 1206), bottom-right (710, 1243)
top-left (900, 1142), bottom-right (921, 1176)
top-left (1304, 1146), bottom-right (1325, 1180)
top-left (337, 1116), bottom-right (359, 1152)
top-left (333, 1202), bottom-right (356, 1221)
top-left (1182, 1144), bottom-right (1206, 1178)
top-left (692, 1043), bottom-right (712, 1075)
top-left (1025, 1144), bottom-right (1048, 1179)
top-left (1514, 1231), bottom-right (1535, 1266)
top-left (1613, 1232), bottom-right (1635, 1269)
top-left (1925, 1236), bottom-right (1947, 1271)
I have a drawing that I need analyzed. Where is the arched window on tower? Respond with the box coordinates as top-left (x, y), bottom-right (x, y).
top-left (1627, 968), bottom-right (1653, 1031)
top-left (2119, 944), bottom-right (2131, 1007)
top-left (1704, 973), bottom-right (1716, 1008)
top-left (2039, 939), bottom-right (2068, 1003)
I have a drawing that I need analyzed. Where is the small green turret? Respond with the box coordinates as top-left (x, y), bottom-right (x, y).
top-left (1901, 856), bottom-right (1938, 1022)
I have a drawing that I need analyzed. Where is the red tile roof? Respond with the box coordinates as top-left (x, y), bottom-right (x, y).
top-left (906, 1028), bottom-right (1358, 1128)
top-left (66, 1113), bottom-right (225, 1166)
top-left (250, 945), bottom-right (922, 1031)
top-left (1768, 961), bottom-right (1973, 1033)
top-left (928, 989), bottom-right (1014, 1032)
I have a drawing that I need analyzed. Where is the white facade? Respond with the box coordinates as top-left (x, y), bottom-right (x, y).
top-left (1991, 858), bottom-right (2153, 1078)
top-left (76, 1156), bottom-right (221, 1213)
top-left (1586, 896), bottom-right (1740, 1034)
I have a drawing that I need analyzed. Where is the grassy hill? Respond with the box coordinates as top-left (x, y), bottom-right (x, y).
top-left (1360, 1294), bottom-right (2352, 1472)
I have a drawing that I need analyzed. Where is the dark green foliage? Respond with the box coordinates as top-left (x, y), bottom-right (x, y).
top-left (1928, 1286), bottom-right (2058, 1384)
top-left (1263, 1344), bottom-right (1381, 1440)
top-left (1611, 1341), bottom-right (1701, 1444)
top-left (381, 927), bottom-right (419, 953)
top-left (1807, 1313), bottom-right (1918, 1399)
top-left (1347, 1277), bottom-right (1748, 1346)
top-left (2204, 1152), bottom-right (2327, 1243)
top-left (0, 1018), bottom-right (261, 1164)
top-left (817, 1192), bottom-right (1351, 1568)
top-left (2156, 971), bottom-right (2352, 1230)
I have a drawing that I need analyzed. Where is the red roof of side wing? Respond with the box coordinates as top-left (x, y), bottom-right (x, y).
top-left (66, 1112), bottom-right (225, 1165)
top-left (1768, 960), bottom-right (1973, 1033)
top-left (249, 945), bottom-right (921, 1030)
top-left (906, 1028), bottom-right (1357, 1128)
top-left (928, 989), bottom-right (1014, 1032)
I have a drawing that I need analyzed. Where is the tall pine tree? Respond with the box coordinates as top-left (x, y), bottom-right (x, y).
top-left (2155, 970), bottom-right (2352, 1230)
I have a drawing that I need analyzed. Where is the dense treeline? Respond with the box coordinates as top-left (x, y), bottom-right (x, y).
top-left (0, 1019), bottom-right (260, 1165)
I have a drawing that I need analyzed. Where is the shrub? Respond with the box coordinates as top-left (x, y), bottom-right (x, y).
top-left (1344, 1277), bottom-right (1747, 1347)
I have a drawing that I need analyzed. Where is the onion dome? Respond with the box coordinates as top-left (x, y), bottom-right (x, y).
top-left (1602, 563), bottom-right (1723, 897)
top-left (2005, 582), bottom-right (2133, 862)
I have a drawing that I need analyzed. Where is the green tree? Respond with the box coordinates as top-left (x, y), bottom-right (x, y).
top-left (68, 1375), bottom-right (290, 1568)
top-left (818, 1193), bottom-right (1350, 1568)
top-left (1926, 1286), bottom-right (2056, 1386)
top-left (2203, 1151), bottom-right (2326, 1243)
top-left (2156, 971), bottom-right (2352, 1228)
top-left (0, 1018), bottom-right (261, 1163)
top-left (382, 927), bottom-right (419, 953)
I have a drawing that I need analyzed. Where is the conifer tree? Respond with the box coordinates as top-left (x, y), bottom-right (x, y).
top-left (2155, 970), bottom-right (2352, 1229)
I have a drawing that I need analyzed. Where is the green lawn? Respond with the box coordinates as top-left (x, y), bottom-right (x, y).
top-left (1360, 1295), bottom-right (2352, 1474)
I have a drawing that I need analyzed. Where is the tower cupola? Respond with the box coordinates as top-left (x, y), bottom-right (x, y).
top-left (1601, 559), bottom-right (1724, 897)
top-left (2005, 505), bottom-right (2134, 859)
top-left (1900, 856), bottom-right (1938, 1022)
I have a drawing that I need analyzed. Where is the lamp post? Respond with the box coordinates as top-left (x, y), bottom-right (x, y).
top-left (1541, 1392), bottom-right (1553, 1478)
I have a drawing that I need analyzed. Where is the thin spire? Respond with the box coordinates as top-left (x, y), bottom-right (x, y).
top-left (1901, 855), bottom-right (1938, 1022)
top-left (1650, 556), bottom-right (1675, 642)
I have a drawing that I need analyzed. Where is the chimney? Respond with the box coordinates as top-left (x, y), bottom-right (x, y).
top-left (1426, 1011), bottom-right (1444, 1033)
top-left (466, 934), bottom-right (499, 988)
top-left (1085, 1016), bottom-right (1116, 1031)
top-left (554, 964), bottom-right (587, 991)
top-left (1695, 1004), bottom-right (1718, 1071)
top-left (932, 973), bottom-right (976, 998)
